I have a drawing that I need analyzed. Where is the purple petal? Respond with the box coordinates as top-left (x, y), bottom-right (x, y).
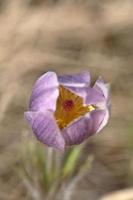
top-left (67, 87), bottom-right (88, 103)
top-left (66, 87), bottom-right (105, 107)
top-left (90, 109), bottom-right (108, 133)
top-left (58, 73), bottom-right (108, 106)
top-left (62, 110), bottom-right (108, 146)
top-left (58, 72), bottom-right (90, 87)
top-left (58, 72), bottom-right (90, 101)
top-left (85, 87), bottom-right (105, 105)
top-left (96, 109), bottom-right (109, 133)
top-left (94, 77), bottom-right (111, 110)
top-left (94, 77), bottom-right (110, 100)
top-left (24, 111), bottom-right (65, 150)
top-left (62, 115), bottom-right (91, 145)
top-left (29, 72), bottom-right (59, 112)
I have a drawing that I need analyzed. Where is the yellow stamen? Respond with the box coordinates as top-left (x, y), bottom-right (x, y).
top-left (54, 86), bottom-right (95, 129)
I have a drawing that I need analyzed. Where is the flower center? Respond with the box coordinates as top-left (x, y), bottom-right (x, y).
top-left (54, 86), bottom-right (95, 130)
top-left (62, 99), bottom-right (74, 111)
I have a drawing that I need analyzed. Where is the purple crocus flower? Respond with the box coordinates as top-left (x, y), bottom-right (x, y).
top-left (24, 71), bottom-right (110, 150)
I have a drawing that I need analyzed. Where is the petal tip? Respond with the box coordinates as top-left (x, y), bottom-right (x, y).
top-left (24, 111), bottom-right (33, 123)
top-left (53, 135), bottom-right (65, 151)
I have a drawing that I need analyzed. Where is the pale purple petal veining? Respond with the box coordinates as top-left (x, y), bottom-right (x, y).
top-left (94, 77), bottom-right (110, 100)
top-left (62, 109), bottom-right (107, 146)
top-left (58, 72), bottom-right (90, 87)
top-left (85, 87), bottom-right (105, 105)
top-left (94, 77), bottom-right (111, 110)
top-left (58, 72), bottom-right (90, 102)
top-left (62, 115), bottom-right (91, 145)
top-left (30, 71), bottom-right (59, 112)
top-left (24, 111), bottom-right (65, 150)
top-left (96, 109), bottom-right (109, 133)
top-left (25, 71), bottom-right (110, 150)
top-left (90, 109), bottom-right (107, 133)
top-left (58, 73), bottom-right (108, 106)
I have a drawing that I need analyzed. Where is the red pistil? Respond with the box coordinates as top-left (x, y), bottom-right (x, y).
top-left (62, 99), bottom-right (74, 111)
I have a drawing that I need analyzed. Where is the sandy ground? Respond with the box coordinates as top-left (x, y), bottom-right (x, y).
top-left (0, 0), bottom-right (133, 199)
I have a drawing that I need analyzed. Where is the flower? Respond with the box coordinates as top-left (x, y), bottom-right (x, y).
top-left (24, 71), bottom-right (110, 150)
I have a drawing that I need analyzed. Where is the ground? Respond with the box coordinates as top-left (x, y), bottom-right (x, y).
top-left (0, 0), bottom-right (133, 199)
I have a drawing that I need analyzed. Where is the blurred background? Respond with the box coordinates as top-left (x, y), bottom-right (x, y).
top-left (0, 0), bottom-right (133, 200)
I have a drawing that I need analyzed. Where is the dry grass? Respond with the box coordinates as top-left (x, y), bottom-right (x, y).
top-left (0, 0), bottom-right (133, 199)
